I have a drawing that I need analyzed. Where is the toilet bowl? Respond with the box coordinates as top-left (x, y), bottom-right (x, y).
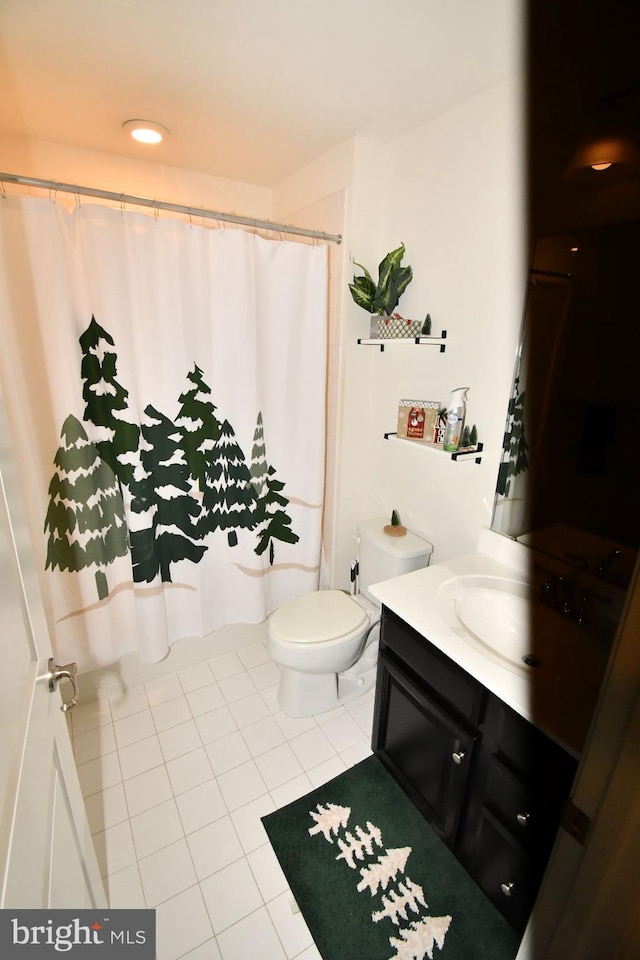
top-left (267, 589), bottom-right (380, 718)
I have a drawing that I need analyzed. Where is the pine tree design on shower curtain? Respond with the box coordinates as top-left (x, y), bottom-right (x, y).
top-left (198, 418), bottom-right (259, 547)
top-left (175, 363), bottom-right (222, 493)
top-left (44, 414), bottom-right (129, 599)
top-left (79, 316), bottom-right (140, 485)
top-left (128, 404), bottom-right (207, 582)
top-left (46, 317), bottom-right (304, 598)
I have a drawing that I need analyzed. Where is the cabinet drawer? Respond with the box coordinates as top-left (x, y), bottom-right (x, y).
top-left (484, 757), bottom-right (542, 848)
top-left (381, 608), bottom-right (485, 725)
top-left (468, 806), bottom-right (537, 934)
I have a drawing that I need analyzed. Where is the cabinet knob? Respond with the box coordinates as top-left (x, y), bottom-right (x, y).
top-left (516, 811), bottom-right (531, 826)
top-left (500, 881), bottom-right (515, 897)
top-left (451, 751), bottom-right (466, 765)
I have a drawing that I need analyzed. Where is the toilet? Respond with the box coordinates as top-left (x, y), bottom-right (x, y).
top-left (267, 518), bottom-right (433, 717)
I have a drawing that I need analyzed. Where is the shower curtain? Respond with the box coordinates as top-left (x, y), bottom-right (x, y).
top-left (0, 195), bottom-right (328, 670)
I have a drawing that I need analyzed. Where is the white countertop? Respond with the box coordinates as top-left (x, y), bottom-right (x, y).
top-left (369, 531), bottom-right (606, 757)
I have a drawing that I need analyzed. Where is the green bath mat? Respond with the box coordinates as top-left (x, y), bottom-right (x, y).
top-left (262, 755), bottom-right (520, 960)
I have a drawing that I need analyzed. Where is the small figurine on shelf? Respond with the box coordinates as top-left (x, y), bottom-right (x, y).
top-left (421, 313), bottom-right (432, 336)
top-left (384, 509), bottom-right (407, 537)
top-left (459, 424), bottom-right (479, 451)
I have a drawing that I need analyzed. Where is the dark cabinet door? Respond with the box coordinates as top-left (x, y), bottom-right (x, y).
top-left (373, 651), bottom-right (476, 846)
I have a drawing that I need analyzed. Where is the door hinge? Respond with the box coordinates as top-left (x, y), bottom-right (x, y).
top-left (561, 798), bottom-right (591, 845)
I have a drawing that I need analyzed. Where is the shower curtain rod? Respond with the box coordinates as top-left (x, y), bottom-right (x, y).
top-left (0, 172), bottom-right (343, 244)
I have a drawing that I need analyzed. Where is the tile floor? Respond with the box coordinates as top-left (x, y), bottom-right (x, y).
top-left (70, 640), bottom-right (375, 960)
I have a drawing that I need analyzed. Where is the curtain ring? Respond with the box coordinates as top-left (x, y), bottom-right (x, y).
top-left (0, 180), bottom-right (6, 199)
top-left (120, 194), bottom-right (126, 216)
top-left (153, 200), bottom-right (159, 221)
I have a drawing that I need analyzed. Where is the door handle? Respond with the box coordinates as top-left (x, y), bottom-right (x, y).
top-left (452, 751), bottom-right (466, 765)
top-left (48, 658), bottom-right (79, 712)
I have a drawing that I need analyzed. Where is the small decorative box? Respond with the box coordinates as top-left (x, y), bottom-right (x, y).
top-left (377, 316), bottom-right (423, 339)
top-left (397, 400), bottom-right (441, 443)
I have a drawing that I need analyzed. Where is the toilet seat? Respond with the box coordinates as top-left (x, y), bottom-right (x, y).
top-left (269, 589), bottom-right (368, 646)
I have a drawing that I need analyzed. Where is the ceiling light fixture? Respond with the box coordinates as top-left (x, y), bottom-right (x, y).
top-left (564, 92), bottom-right (640, 180)
top-left (123, 119), bottom-right (170, 145)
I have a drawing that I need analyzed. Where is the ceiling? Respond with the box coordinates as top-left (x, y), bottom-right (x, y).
top-left (0, 0), bottom-right (520, 187)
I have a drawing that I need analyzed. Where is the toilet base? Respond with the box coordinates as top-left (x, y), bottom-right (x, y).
top-left (276, 642), bottom-right (379, 719)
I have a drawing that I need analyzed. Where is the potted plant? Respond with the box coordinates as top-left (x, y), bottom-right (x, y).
top-left (348, 243), bottom-right (420, 338)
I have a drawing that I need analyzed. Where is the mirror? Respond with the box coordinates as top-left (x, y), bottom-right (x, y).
top-left (493, 220), bottom-right (640, 593)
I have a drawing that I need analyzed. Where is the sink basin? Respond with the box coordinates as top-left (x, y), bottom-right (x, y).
top-left (455, 588), bottom-right (535, 666)
top-left (437, 574), bottom-right (605, 683)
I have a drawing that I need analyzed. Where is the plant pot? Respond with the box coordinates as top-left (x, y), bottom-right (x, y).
top-left (376, 315), bottom-right (423, 339)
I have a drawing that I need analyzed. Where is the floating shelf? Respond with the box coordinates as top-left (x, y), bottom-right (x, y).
top-left (383, 432), bottom-right (483, 464)
top-left (358, 330), bottom-right (447, 353)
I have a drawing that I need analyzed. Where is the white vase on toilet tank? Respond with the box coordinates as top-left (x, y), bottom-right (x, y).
top-left (267, 518), bottom-right (433, 717)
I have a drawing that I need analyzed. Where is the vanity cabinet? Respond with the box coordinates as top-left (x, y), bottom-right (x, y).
top-left (372, 606), bottom-right (578, 933)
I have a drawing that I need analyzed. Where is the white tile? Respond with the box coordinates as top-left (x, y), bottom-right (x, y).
top-left (180, 938), bottom-right (222, 960)
top-left (151, 696), bottom-right (192, 732)
top-left (145, 673), bottom-right (184, 706)
top-left (319, 712), bottom-right (366, 753)
top-left (219, 672), bottom-right (257, 703)
top-left (166, 747), bottom-right (214, 795)
top-left (306, 755), bottom-right (347, 788)
top-left (230, 794), bottom-right (276, 854)
top-left (255, 744), bottom-right (304, 790)
top-left (176, 778), bottom-right (228, 834)
top-left (187, 684), bottom-right (226, 717)
top-left (237, 643), bottom-right (271, 670)
top-left (217, 760), bottom-right (269, 812)
top-left (273, 711), bottom-right (317, 740)
top-left (267, 891), bottom-right (314, 959)
top-left (195, 705), bottom-right (238, 744)
top-left (347, 698), bottom-right (375, 735)
top-left (114, 710), bottom-right (156, 749)
top-left (178, 662), bottom-right (215, 693)
top-left (118, 734), bottom-right (164, 780)
top-left (71, 699), bottom-right (111, 737)
top-left (209, 651), bottom-right (245, 681)
top-left (186, 815), bottom-right (244, 881)
top-left (314, 704), bottom-right (346, 724)
top-left (340, 739), bottom-right (373, 767)
top-left (92, 820), bottom-right (137, 878)
top-left (293, 944), bottom-right (322, 960)
top-left (123, 764), bottom-right (174, 817)
top-left (228, 692), bottom-right (271, 729)
top-left (105, 863), bottom-right (145, 909)
top-left (247, 843), bottom-right (289, 901)
top-left (76, 751), bottom-right (122, 798)
top-left (205, 732), bottom-right (251, 775)
top-left (159, 720), bottom-right (203, 761)
top-left (83, 782), bottom-right (129, 835)
top-left (138, 839), bottom-right (197, 908)
top-left (200, 859), bottom-right (263, 934)
top-left (241, 716), bottom-right (285, 758)
top-left (155, 885), bottom-right (214, 960)
top-left (73, 724), bottom-right (117, 764)
top-left (289, 728), bottom-right (337, 771)
top-left (130, 798), bottom-right (184, 859)
top-left (248, 661), bottom-right (281, 691)
top-left (269, 774), bottom-right (314, 810)
top-left (215, 906), bottom-right (286, 960)
top-left (260, 684), bottom-right (280, 714)
top-left (109, 686), bottom-right (149, 721)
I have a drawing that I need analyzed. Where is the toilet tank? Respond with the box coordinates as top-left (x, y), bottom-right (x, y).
top-left (357, 518), bottom-right (433, 603)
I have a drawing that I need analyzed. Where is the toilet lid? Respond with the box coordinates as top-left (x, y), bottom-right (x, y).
top-left (270, 590), bottom-right (368, 644)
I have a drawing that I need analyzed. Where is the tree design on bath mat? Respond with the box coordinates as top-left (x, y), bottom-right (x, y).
top-left (175, 363), bottom-right (222, 493)
top-left (128, 404), bottom-right (207, 582)
top-left (44, 414), bottom-right (129, 599)
top-left (199, 418), bottom-right (259, 546)
top-left (79, 316), bottom-right (139, 485)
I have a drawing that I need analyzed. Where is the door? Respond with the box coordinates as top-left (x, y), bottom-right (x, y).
top-left (0, 384), bottom-right (105, 909)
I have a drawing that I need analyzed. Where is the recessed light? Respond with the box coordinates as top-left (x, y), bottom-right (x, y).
top-left (123, 120), bottom-right (170, 144)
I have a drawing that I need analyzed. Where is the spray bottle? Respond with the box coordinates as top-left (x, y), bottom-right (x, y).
top-left (443, 387), bottom-right (468, 452)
